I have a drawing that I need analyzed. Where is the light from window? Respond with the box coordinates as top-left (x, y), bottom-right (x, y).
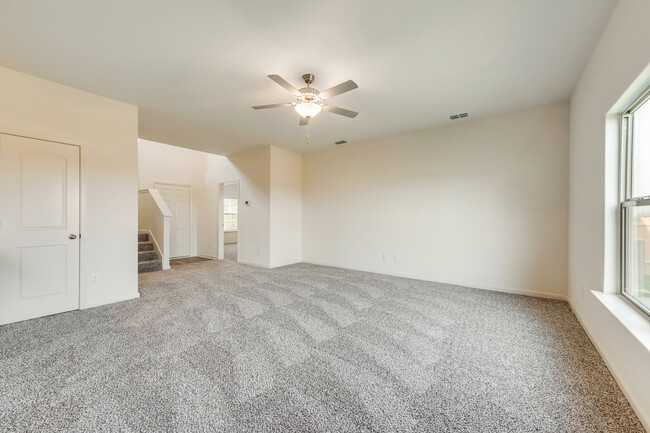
top-left (621, 87), bottom-right (650, 315)
top-left (224, 198), bottom-right (237, 231)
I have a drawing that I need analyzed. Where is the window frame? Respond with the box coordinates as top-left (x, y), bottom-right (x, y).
top-left (620, 84), bottom-right (650, 318)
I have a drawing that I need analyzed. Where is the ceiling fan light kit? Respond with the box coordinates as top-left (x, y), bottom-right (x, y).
top-left (253, 73), bottom-right (359, 126)
top-left (295, 102), bottom-right (322, 118)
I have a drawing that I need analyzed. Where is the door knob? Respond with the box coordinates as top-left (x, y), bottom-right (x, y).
top-left (68, 234), bottom-right (77, 240)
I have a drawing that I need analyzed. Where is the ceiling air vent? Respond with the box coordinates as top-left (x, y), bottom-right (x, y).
top-left (335, 140), bottom-right (347, 145)
top-left (449, 112), bottom-right (470, 120)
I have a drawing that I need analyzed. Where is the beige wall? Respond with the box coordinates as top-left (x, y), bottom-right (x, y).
top-left (0, 66), bottom-right (139, 308)
top-left (138, 140), bottom-right (248, 260)
top-left (227, 146), bottom-right (271, 266)
top-left (203, 146), bottom-right (302, 267)
top-left (303, 102), bottom-right (569, 299)
top-left (224, 183), bottom-right (238, 199)
top-left (201, 154), bottom-right (238, 257)
top-left (139, 141), bottom-right (277, 266)
top-left (270, 146), bottom-right (302, 268)
top-left (569, 0), bottom-right (650, 427)
top-left (138, 139), bottom-right (205, 257)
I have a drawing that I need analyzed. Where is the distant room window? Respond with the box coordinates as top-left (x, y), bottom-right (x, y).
top-left (621, 86), bottom-right (650, 316)
top-left (224, 198), bottom-right (238, 231)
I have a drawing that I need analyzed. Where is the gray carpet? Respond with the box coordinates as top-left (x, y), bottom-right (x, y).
top-left (170, 256), bottom-right (213, 266)
top-left (0, 261), bottom-right (644, 432)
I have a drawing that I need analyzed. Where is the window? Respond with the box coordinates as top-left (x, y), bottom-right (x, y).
top-left (621, 86), bottom-right (650, 315)
top-left (224, 198), bottom-right (238, 231)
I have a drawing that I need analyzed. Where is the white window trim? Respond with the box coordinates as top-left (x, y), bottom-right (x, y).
top-left (620, 84), bottom-right (650, 319)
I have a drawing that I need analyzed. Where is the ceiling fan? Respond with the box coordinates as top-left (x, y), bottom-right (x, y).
top-left (252, 74), bottom-right (358, 126)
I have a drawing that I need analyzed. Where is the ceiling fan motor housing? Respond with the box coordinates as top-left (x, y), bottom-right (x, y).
top-left (298, 87), bottom-right (322, 103)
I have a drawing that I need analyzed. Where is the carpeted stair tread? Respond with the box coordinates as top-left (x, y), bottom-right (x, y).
top-left (137, 233), bottom-right (161, 273)
top-left (138, 259), bottom-right (162, 273)
top-left (138, 250), bottom-right (159, 262)
top-left (138, 241), bottom-right (154, 252)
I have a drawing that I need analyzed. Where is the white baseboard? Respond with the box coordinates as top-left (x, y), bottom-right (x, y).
top-left (270, 260), bottom-right (302, 269)
top-left (80, 292), bottom-right (140, 310)
top-left (301, 260), bottom-right (568, 301)
top-left (237, 259), bottom-right (270, 269)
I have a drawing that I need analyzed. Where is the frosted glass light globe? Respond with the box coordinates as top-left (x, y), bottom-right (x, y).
top-left (295, 102), bottom-right (322, 118)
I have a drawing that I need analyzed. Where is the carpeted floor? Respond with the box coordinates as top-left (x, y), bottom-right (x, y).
top-left (0, 261), bottom-right (644, 432)
top-left (170, 256), bottom-right (213, 266)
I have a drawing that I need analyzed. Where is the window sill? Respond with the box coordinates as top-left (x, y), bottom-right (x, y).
top-left (592, 290), bottom-right (650, 352)
top-left (224, 230), bottom-right (238, 233)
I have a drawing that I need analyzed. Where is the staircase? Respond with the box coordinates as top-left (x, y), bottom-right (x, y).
top-left (138, 233), bottom-right (162, 273)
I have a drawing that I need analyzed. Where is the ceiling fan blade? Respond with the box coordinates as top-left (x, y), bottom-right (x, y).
top-left (252, 103), bottom-right (292, 110)
top-left (268, 75), bottom-right (300, 95)
top-left (319, 80), bottom-right (358, 99)
top-left (323, 105), bottom-right (358, 118)
top-left (299, 117), bottom-right (309, 126)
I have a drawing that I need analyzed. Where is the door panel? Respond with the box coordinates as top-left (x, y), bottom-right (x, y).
top-left (20, 154), bottom-right (67, 228)
top-left (19, 245), bottom-right (67, 299)
top-left (0, 134), bottom-right (80, 325)
top-left (154, 183), bottom-right (190, 258)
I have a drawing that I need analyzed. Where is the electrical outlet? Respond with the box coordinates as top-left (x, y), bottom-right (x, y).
top-left (394, 254), bottom-right (400, 262)
top-left (91, 273), bottom-right (99, 284)
top-left (257, 247), bottom-right (261, 255)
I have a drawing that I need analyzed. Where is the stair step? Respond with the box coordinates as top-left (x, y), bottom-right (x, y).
top-left (138, 250), bottom-right (158, 262)
top-left (138, 259), bottom-right (162, 273)
top-left (138, 233), bottom-right (149, 242)
top-left (138, 241), bottom-right (154, 252)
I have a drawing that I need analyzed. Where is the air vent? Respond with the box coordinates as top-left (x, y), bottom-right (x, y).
top-left (450, 112), bottom-right (469, 120)
top-left (335, 140), bottom-right (347, 145)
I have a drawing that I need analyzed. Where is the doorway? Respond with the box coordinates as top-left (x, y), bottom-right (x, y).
top-left (0, 134), bottom-right (80, 325)
top-left (218, 181), bottom-right (239, 261)
top-left (154, 183), bottom-right (191, 258)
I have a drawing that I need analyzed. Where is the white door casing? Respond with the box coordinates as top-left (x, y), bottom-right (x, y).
top-left (217, 183), bottom-right (224, 260)
top-left (154, 183), bottom-right (190, 258)
top-left (0, 134), bottom-right (80, 325)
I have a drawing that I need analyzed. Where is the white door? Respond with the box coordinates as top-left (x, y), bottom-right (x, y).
top-left (0, 134), bottom-right (80, 325)
top-left (155, 183), bottom-right (190, 258)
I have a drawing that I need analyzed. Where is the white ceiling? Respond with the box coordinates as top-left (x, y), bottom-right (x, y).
top-left (0, 0), bottom-right (617, 154)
